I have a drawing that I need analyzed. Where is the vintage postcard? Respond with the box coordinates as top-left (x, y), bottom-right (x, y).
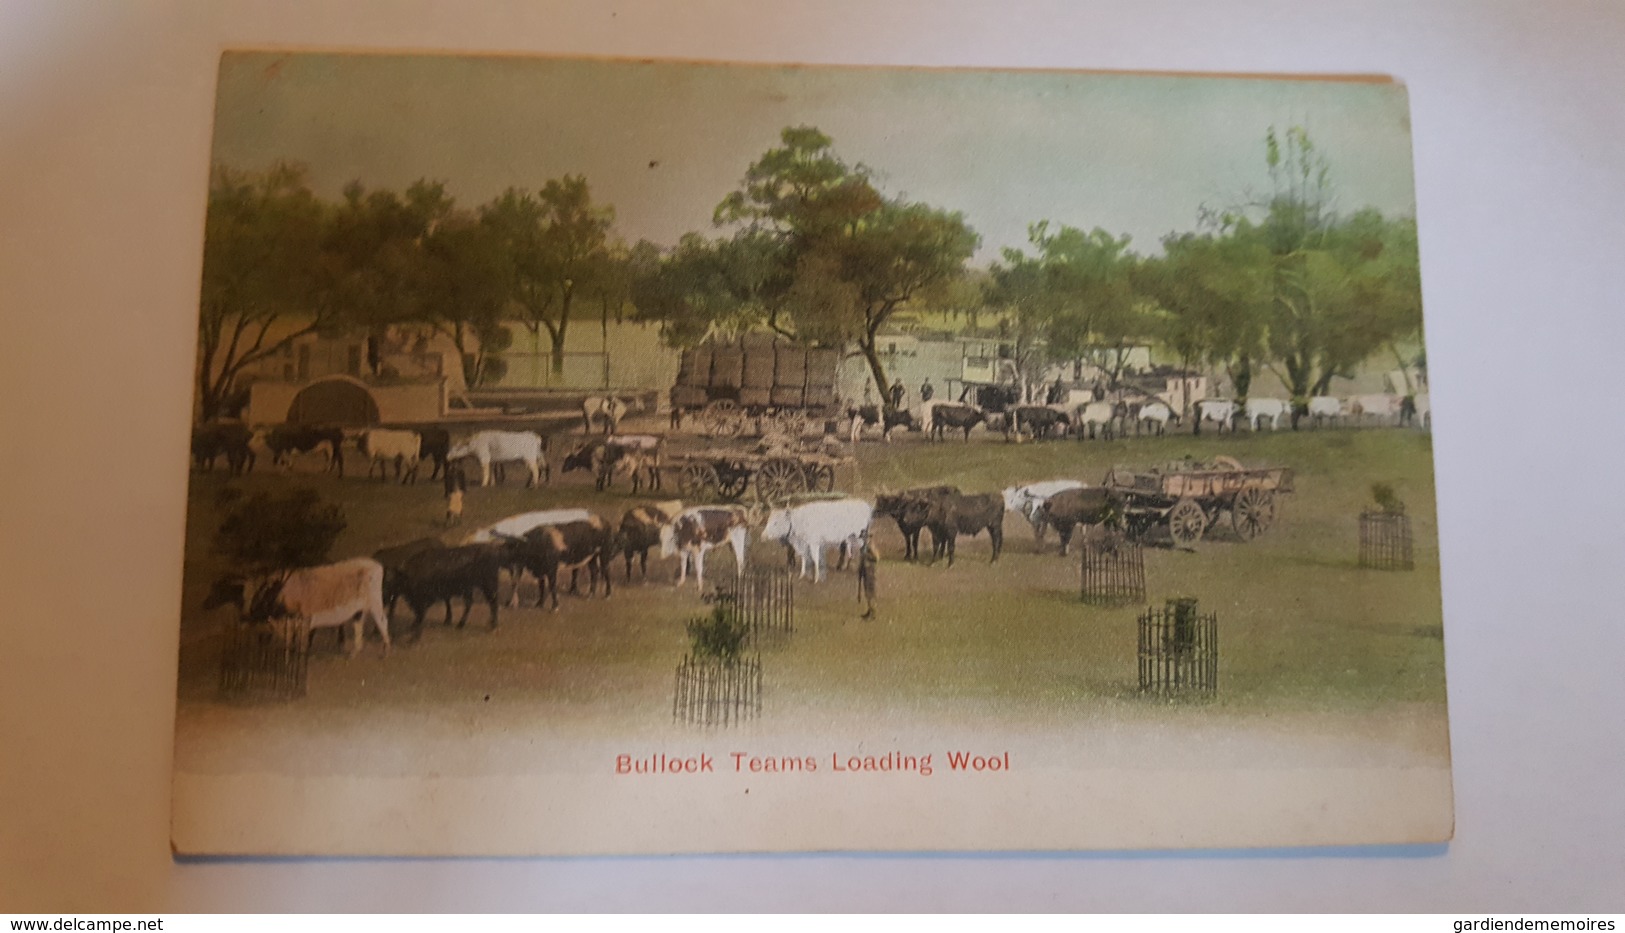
top-left (172, 52), bottom-right (1449, 855)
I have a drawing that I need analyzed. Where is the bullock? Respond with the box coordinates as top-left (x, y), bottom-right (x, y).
top-left (659, 506), bottom-right (750, 591)
top-left (356, 428), bottom-right (423, 483)
top-left (1009, 405), bottom-right (1071, 441)
top-left (1001, 479), bottom-right (1087, 541)
top-left (417, 426), bottom-right (452, 480)
top-left (203, 557), bottom-right (390, 658)
top-left (617, 500), bottom-right (685, 582)
top-left (561, 434), bottom-right (664, 492)
top-left (582, 395), bottom-right (641, 435)
top-left (1135, 401), bottom-right (1179, 437)
top-left (1349, 393), bottom-right (1402, 425)
top-left (919, 491), bottom-right (1004, 567)
top-left (190, 422), bottom-right (256, 475)
top-left (846, 405), bottom-right (916, 444)
top-left (372, 536), bottom-right (447, 617)
top-left (1036, 487), bottom-right (1125, 556)
top-left (393, 543), bottom-right (506, 637)
top-left (257, 425), bottom-right (346, 475)
top-left (446, 430), bottom-right (548, 487)
top-left (1294, 396), bottom-right (1343, 429)
top-left (928, 403), bottom-right (985, 442)
top-left (761, 497), bottom-right (874, 583)
top-left (1245, 397), bottom-right (1289, 432)
top-left (464, 508), bottom-right (594, 606)
top-left (1192, 399), bottom-right (1238, 436)
top-left (1073, 401), bottom-right (1124, 440)
top-left (875, 486), bottom-right (960, 562)
top-left (508, 517), bottom-right (615, 611)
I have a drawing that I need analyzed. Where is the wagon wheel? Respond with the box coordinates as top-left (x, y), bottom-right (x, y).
top-left (1231, 487), bottom-right (1277, 541)
top-left (755, 457), bottom-right (808, 504)
top-left (717, 461), bottom-right (752, 500)
top-left (676, 462), bottom-right (721, 500)
top-left (777, 409), bottom-right (810, 438)
top-left (804, 461), bottom-right (836, 492)
top-left (702, 399), bottom-right (742, 438)
top-left (1167, 498), bottom-right (1208, 548)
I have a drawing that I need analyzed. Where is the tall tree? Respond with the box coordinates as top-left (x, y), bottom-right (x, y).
top-left (1140, 229), bottom-right (1271, 411)
top-left (481, 175), bottom-right (616, 374)
top-left (1243, 126), bottom-right (1423, 399)
top-left (709, 126), bottom-right (979, 405)
top-left (991, 222), bottom-right (1148, 396)
top-left (195, 162), bottom-right (332, 421)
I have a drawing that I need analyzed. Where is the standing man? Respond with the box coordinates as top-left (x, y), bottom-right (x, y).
top-left (889, 380), bottom-right (906, 412)
top-left (919, 377), bottom-right (935, 403)
top-left (856, 532), bottom-right (878, 620)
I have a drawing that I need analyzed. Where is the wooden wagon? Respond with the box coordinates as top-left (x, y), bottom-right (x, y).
top-left (665, 440), bottom-right (850, 505)
top-left (1103, 455), bottom-right (1295, 548)
top-left (669, 338), bottom-right (843, 438)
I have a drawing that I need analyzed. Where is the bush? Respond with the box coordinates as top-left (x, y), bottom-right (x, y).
top-left (1369, 482), bottom-right (1404, 514)
top-left (214, 487), bottom-right (346, 574)
top-left (686, 604), bottom-right (749, 661)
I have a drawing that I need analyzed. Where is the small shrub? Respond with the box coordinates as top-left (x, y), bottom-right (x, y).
top-left (1370, 482), bottom-right (1404, 514)
top-left (686, 604), bottom-right (749, 661)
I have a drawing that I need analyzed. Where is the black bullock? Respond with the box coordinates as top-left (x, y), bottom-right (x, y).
top-left (847, 405), bottom-right (916, 443)
top-left (1009, 406), bottom-right (1070, 441)
top-left (510, 517), bottom-right (615, 611)
top-left (263, 425), bottom-right (346, 476)
top-left (393, 543), bottom-right (505, 639)
top-left (874, 486), bottom-right (960, 562)
top-left (191, 422), bottom-right (256, 475)
top-left (921, 491), bottom-right (1005, 567)
top-left (929, 404), bottom-right (985, 442)
top-left (1036, 487), bottom-right (1126, 556)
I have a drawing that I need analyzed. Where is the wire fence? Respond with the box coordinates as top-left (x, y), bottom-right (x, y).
top-left (673, 655), bottom-right (762, 727)
top-left (1137, 597), bottom-right (1218, 697)
top-left (219, 619), bottom-right (310, 702)
top-left (1080, 531), bottom-right (1146, 606)
top-left (1359, 509), bottom-right (1414, 571)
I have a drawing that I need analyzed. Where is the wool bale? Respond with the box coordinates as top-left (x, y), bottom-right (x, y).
top-left (711, 345), bottom-right (744, 389)
top-left (805, 347), bottom-right (839, 389)
top-left (742, 343), bottom-right (777, 389)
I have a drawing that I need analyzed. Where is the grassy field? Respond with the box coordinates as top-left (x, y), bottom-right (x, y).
top-left (175, 423), bottom-right (1445, 754)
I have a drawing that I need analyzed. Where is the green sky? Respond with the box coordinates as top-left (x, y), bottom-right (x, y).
top-left (211, 52), bottom-right (1417, 263)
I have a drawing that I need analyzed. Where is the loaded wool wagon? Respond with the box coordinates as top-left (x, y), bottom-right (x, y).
top-left (666, 437), bottom-right (851, 505)
top-left (669, 337), bottom-right (842, 438)
top-left (1104, 455), bottom-right (1295, 547)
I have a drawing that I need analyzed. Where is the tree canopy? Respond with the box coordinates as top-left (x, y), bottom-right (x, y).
top-left (198, 123), bottom-right (1423, 421)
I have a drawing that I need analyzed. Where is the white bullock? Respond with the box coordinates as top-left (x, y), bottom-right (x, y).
top-left (1305, 396), bottom-right (1342, 427)
top-left (356, 428), bottom-right (423, 483)
top-left (1194, 399), bottom-right (1238, 434)
top-left (1074, 401), bottom-right (1122, 440)
top-left (205, 558), bottom-right (390, 659)
top-left (447, 430), bottom-right (548, 487)
top-left (761, 498), bottom-right (873, 583)
top-left (1244, 397), bottom-right (1289, 431)
top-left (1349, 394), bottom-right (1402, 425)
top-left (464, 508), bottom-right (594, 607)
top-left (1001, 480), bottom-right (1087, 540)
top-left (1136, 400), bottom-right (1178, 436)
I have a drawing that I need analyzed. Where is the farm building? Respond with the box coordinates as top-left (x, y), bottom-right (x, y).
top-left (236, 330), bottom-right (459, 425)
